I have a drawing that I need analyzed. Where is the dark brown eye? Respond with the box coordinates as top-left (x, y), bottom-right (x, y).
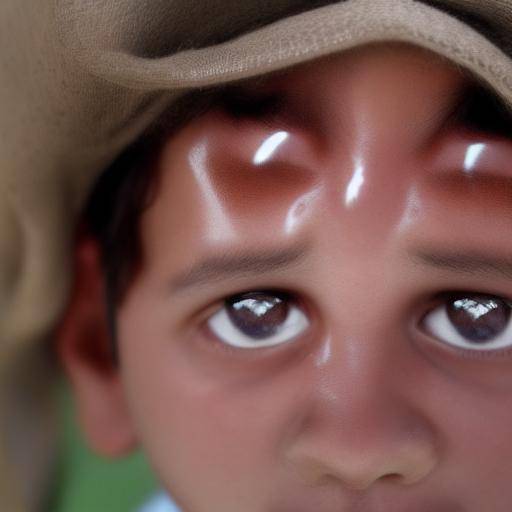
top-left (207, 291), bottom-right (309, 349)
top-left (227, 292), bottom-right (289, 339)
top-left (446, 295), bottom-right (510, 343)
top-left (421, 292), bottom-right (512, 352)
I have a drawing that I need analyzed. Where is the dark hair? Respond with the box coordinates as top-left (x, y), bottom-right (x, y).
top-left (83, 120), bottom-right (161, 355)
top-left (83, 89), bottom-right (227, 354)
top-left (84, 90), bottom-right (221, 302)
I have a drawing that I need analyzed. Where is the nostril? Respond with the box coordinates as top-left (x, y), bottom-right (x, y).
top-left (379, 472), bottom-right (403, 484)
top-left (344, 472), bottom-right (404, 490)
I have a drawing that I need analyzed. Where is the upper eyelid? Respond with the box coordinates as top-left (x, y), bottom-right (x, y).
top-left (420, 291), bottom-right (512, 323)
top-left (226, 289), bottom-right (292, 302)
top-left (431, 290), bottom-right (512, 305)
top-left (202, 289), bottom-right (291, 322)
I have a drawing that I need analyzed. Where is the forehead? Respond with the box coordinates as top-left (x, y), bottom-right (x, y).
top-left (138, 43), bottom-right (512, 266)
top-left (240, 42), bottom-right (464, 95)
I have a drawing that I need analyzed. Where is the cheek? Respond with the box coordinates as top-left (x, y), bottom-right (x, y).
top-left (435, 391), bottom-right (512, 501)
top-left (409, 337), bottom-right (512, 491)
top-left (116, 291), bottom-right (314, 498)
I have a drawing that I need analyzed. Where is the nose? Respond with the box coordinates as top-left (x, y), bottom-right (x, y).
top-left (285, 338), bottom-right (439, 492)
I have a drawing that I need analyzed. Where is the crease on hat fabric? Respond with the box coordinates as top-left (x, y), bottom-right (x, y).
top-left (424, 0), bottom-right (512, 39)
top-left (56, 0), bottom-right (339, 60)
top-left (1, 0), bottom-right (512, 510)
top-left (58, 0), bottom-right (512, 99)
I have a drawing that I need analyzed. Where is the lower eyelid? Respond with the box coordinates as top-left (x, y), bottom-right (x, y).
top-left (415, 317), bottom-right (512, 362)
top-left (209, 303), bottom-right (308, 347)
top-left (198, 322), bottom-right (301, 358)
top-left (198, 323), bottom-right (249, 356)
top-left (435, 339), bottom-right (512, 361)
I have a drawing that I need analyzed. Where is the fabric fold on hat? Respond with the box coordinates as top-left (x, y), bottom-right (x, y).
top-left (62, 0), bottom-right (512, 95)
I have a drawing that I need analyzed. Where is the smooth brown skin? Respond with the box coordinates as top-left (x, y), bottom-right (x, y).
top-left (58, 43), bottom-right (512, 511)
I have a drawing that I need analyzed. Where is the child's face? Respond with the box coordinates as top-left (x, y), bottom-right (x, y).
top-left (78, 43), bottom-right (512, 510)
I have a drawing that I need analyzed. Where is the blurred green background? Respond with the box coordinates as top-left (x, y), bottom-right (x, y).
top-left (48, 382), bottom-right (158, 512)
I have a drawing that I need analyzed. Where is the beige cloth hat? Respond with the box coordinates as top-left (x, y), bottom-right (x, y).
top-left (1, 1), bottom-right (512, 510)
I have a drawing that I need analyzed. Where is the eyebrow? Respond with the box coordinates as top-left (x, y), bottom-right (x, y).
top-left (169, 243), bottom-right (310, 292)
top-left (409, 248), bottom-right (512, 280)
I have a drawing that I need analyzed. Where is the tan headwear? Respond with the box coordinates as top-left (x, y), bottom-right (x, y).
top-left (1, 1), bottom-right (511, 510)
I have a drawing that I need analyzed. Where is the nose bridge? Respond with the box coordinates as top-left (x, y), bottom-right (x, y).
top-left (312, 326), bottom-right (422, 440)
top-left (286, 326), bottom-right (439, 491)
